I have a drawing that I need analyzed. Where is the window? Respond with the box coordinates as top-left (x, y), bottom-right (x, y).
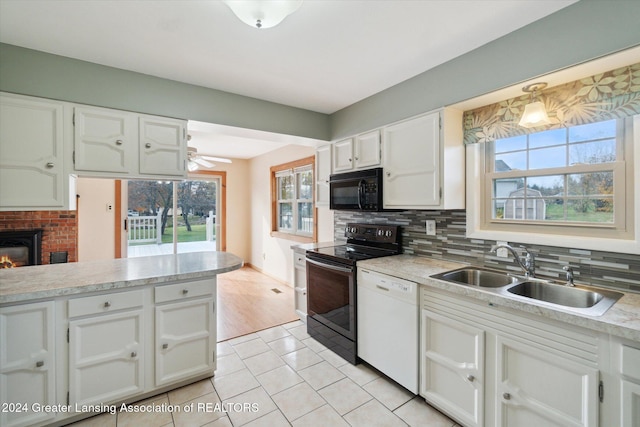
top-left (478, 117), bottom-right (635, 241)
top-left (271, 156), bottom-right (316, 241)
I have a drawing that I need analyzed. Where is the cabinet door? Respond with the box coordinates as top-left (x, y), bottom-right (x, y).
top-left (421, 309), bottom-right (484, 427)
top-left (74, 106), bottom-right (136, 173)
top-left (0, 302), bottom-right (55, 427)
top-left (69, 309), bottom-right (144, 406)
top-left (354, 130), bottom-right (381, 169)
top-left (155, 297), bottom-right (215, 386)
top-left (495, 336), bottom-right (598, 427)
top-left (333, 138), bottom-right (353, 172)
top-left (0, 94), bottom-right (65, 208)
top-left (622, 380), bottom-right (640, 427)
top-left (315, 144), bottom-right (332, 206)
top-left (139, 116), bottom-right (186, 177)
top-left (383, 112), bottom-right (440, 209)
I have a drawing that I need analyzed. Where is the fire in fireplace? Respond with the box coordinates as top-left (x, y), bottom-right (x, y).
top-left (0, 230), bottom-right (43, 268)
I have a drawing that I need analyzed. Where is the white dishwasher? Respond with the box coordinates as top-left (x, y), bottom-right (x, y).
top-left (357, 268), bottom-right (419, 393)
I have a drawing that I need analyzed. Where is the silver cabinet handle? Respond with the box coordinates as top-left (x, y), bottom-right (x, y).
top-left (503, 393), bottom-right (511, 400)
top-left (145, 142), bottom-right (152, 148)
top-left (162, 343), bottom-right (168, 349)
top-left (104, 301), bottom-right (111, 308)
top-left (130, 351), bottom-right (137, 358)
top-left (116, 139), bottom-right (123, 145)
top-left (46, 162), bottom-right (54, 168)
top-left (36, 361), bottom-right (44, 368)
top-left (467, 375), bottom-right (475, 382)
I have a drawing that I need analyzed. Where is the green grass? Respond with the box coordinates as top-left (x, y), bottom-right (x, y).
top-left (162, 224), bottom-right (210, 243)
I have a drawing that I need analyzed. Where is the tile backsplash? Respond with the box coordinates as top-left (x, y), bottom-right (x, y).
top-left (334, 210), bottom-right (640, 293)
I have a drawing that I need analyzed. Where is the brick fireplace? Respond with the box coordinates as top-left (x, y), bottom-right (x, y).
top-left (0, 211), bottom-right (78, 265)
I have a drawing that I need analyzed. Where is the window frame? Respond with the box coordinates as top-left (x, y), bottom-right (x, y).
top-left (270, 156), bottom-right (317, 243)
top-left (466, 115), bottom-right (639, 253)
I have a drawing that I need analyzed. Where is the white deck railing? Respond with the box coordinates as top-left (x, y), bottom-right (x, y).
top-left (128, 213), bottom-right (162, 244)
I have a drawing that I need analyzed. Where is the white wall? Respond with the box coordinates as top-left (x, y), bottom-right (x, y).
top-left (194, 159), bottom-right (252, 262)
top-left (249, 145), bottom-right (334, 285)
top-left (77, 177), bottom-right (116, 261)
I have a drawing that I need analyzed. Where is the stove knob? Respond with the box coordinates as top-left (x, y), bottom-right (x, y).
top-left (385, 230), bottom-right (393, 237)
top-left (377, 229), bottom-right (383, 236)
top-left (351, 227), bottom-right (358, 233)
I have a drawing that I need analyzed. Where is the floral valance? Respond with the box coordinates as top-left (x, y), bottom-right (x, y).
top-left (463, 62), bottom-right (640, 144)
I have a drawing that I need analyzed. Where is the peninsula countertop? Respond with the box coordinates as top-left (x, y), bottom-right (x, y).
top-left (358, 254), bottom-right (640, 342)
top-left (0, 251), bottom-right (244, 305)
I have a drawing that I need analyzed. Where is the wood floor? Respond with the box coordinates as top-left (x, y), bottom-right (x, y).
top-left (216, 266), bottom-right (299, 342)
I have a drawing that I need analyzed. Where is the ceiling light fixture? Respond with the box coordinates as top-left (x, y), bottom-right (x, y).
top-left (224, 0), bottom-right (302, 29)
top-left (518, 82), bottom-right (551, 128)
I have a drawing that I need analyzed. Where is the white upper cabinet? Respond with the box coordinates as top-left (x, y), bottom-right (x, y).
top-left (138, 115), bottom-right (186, 177)
top-left (333, 138), bottom-right (354, 172)
top-left (332, 130), bottom-right (382, 173)
top-left (0, 93), bottom-right (66, 209)
top-left (382, 108), bottom-right (464, 210)
top-left (315, 143), bottom-right (332, 206)
top-left (354, 130), bottom-right (381, 169)
top-left (74, 106), bottom-right (136, 173)
top-left (73, 105), bottom-right (187, 179)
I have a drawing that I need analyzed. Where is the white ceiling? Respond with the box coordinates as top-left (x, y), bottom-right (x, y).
top-left (0, 0), bottom-right (577, 159)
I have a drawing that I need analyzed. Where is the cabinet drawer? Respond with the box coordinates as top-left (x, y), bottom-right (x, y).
top-left (622, 344), bottom-right (640, 380)
top-left (69, 290), bottom-right (144, 318)
top-left (155, 280), bottom-right (214, 304)
top-left (294, 251), bottom-right (306, 268)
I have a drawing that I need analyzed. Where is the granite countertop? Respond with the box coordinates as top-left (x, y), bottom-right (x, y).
top-left (0, 251), bottom-right (244, 304)
top-left (359, 254), bottom-right (640, 342)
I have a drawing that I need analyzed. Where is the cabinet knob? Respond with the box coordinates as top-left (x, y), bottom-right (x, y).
top-left (36, 360), bottom-right (44, 368)
top-left (503, 393), bottom-right (511, 400)
top-left (115, 139), bottom-right (123, 145)
top-left (467, 375), bottom-right (475, 382)
top-left (130, 351), bottom-right (137, 358)
top-left (348, 158), bottom-right (352, 162)
top-left (162, 343), bottom-right (169, 349)
top-left (386, 171), bottom-right (391, 177)
top-left (46, 162), bottom-right (54, 168)
top-left (355, 157), bottom-right (359, 161)
top-left (182, 289), bottom-right (189, 295)
top-left (104, 301), bottom-right (111, 308)
top-left (145, 143), bottom-right (152, 148)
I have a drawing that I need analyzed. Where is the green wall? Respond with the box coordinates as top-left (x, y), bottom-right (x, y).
top-left (330, 0), bottom-right (640, 139)
top-left (1, 1), bottom-right (639, 142)
top-left (0, 43), bottom-right (331, 141)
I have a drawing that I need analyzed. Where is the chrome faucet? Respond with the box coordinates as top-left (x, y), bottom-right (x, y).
top-left (562, 265), bottom-right (575, 287)
top-left (490, 243), bottom-right (536, 278)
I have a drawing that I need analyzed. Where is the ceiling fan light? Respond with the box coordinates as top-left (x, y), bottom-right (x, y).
top-left (518, 101), bottom-right (551, 128)
top-left (224, 0), bottom-right (302, 29)
top-left (188, 161), bottom-right (199, 172)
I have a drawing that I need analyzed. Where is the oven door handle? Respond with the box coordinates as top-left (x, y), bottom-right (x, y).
top-left (306, 257), bottom-right (354, 274)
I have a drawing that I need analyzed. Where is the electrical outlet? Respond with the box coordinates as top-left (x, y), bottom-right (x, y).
top-left (496, 241), bottom-right (509, 258)
top-left (106, 203), bottom-right (113, 212)
top-left (426, 220), bottom-right (436, 236)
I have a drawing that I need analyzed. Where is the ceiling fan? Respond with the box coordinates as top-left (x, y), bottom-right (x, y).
top-left (187, 138), bottom-right (232, 171)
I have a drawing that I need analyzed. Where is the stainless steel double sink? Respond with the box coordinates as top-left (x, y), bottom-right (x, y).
top-left (431, 267), bottom-right (623, 316)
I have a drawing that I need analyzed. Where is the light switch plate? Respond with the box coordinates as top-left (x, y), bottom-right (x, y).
top-left (426, 220), bottom-right (436, 236)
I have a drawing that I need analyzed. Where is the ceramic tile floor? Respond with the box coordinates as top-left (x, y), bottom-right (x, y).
top-left (69, 320), bottom-right (460, 427)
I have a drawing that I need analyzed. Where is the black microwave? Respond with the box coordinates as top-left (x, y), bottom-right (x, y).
top-left (329, 167), bottom-right (384, 211)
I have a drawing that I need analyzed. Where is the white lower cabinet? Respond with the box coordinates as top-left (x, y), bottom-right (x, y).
top-left (68, 290), bottom-right (145, 406)
top-left (421, 310), bottom-right (484, 427)
top-left (154, 280), bottom-right (216, 386)
top-left (614, 338), bottom-right (640, 427)
top-left (0, 302), bottom-right (56, 427)
top-left (421, 287), bottom-right (601, 427)
top-left (292, 247), bottom-right (307, 322)
top-left (495, 335), bottom-right (598, 427)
